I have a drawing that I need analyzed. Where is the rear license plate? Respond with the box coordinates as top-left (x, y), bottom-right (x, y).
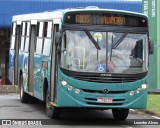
top-left (97, 97), bottom-right (112, 103)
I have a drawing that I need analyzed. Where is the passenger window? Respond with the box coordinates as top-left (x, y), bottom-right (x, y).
top-left (24, 22), bottom-right (30, 52)
top-left (20, 22), bottom-right (26, 51)
top-left (36, 21), bottom-right (52, 55)
top-left (20, 37), bottom-right (25, 51)
top-left (10, 36), bottom-right (15, 49)
top-left (38, 22), bottom-right (43, 37)
top-left (36, 38), bottom-right (43, 54)
top-left (10, 22), bottom-right (16, 49)
top-left (43, 38), bottom-right (51, 56)
top-left (24, 37), bottom-right (29, 52)
top-left (35, 22), bottom-right (44, 54)
top-left (12, 22), bottom-right (16, 35)
top-left (26, 22), bottom-right (30, 36)
top-left (42, 21), bottom-right (52, 56)
top-left (44, 22), bottom-right (47, 37)
top-left (47, 22), bottom-right (52, 37)
top-left (22, 22), bottom-right (26, 36)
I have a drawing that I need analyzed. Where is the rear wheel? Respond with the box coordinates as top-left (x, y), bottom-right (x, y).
top-left (19, 75), bottom-right (30, 103)
top-left (112, 109), bottom-right (129, 120)
top-left (46, 88), bottom-right (61, 119)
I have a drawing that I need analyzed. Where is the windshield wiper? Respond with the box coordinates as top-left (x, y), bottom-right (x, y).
top-left (83, 28), bottom-right (101, 50)
top-left (113, 32), bottom-right (128, 49)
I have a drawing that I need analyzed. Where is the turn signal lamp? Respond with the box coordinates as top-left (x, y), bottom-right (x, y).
top-left (130, 91), bottom-right (134, 96)
top-left (75, 89), bottom-right (80, 94)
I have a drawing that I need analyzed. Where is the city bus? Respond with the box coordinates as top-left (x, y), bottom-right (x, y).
top-left (9, 7), bottom-right (153, 120)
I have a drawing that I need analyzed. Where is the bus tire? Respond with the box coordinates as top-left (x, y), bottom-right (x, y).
top-left (19, 75), bottom-right (30, 103)
top-left (46, 88), bottom-right (61, 119)
top-left (112, 109), bottom-right (129, 120)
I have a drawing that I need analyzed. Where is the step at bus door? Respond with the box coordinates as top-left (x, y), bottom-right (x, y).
top-left (50, 24), bottom-right (59, 102)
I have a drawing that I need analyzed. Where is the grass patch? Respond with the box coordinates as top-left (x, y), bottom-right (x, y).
top-left (147, 94), bottom-right (160, 113)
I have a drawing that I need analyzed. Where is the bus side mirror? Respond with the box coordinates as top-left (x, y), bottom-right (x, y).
top-left (55, 32), bottom-right (61, 45)
top-left (149, 39), bottom-right (154, 54)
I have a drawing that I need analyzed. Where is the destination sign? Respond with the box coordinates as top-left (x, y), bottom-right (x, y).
top-left (75, 15), bottom-right (126, 25)
top-left (64, 12), bottom-right (147, 27)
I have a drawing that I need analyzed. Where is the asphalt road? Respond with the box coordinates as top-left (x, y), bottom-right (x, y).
top-left (0, 94), bottom-right (160, 128)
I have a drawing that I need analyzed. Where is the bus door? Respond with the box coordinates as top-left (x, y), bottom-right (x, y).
top-left (50, 23), bottom-right (59, 102)
top-left (9, 21), bottom-right (21, 85)
top-left (28, 21), bottom-right (37, 94)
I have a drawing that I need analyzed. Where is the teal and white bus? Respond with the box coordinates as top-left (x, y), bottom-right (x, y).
top-left (9, 7), bottom-right (153, 120)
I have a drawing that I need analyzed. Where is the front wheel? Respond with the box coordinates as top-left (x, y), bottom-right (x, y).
top-left (112, 109), bottom-right (129, 120)
top-left (46, 88), bottom-right (61, 119)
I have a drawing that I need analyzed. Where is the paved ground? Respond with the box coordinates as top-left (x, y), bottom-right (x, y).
top-left (0, 94), bottom-right (160, 128)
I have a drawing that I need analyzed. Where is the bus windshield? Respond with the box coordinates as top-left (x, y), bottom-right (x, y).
top-left (60, 30), bottom-right (148, 74)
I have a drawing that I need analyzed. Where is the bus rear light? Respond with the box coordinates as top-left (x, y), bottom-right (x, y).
top-left (130, 91), bottom-right (134, 96)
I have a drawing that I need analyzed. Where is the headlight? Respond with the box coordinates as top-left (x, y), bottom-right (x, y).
top-left (61, 81), bottom-right (67, 86)
top-left (141, 84), bottom-right (147, 89)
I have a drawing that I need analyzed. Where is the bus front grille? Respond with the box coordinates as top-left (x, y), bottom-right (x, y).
top-left (82, 89), bottom-right (128, 94)
top-left (73, 76), bottom-right (137, 83)
top-left (60, 67), bottom-right (147, 83)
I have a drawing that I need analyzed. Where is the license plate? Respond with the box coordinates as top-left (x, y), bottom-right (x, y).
top-left (97, 97), bottom-right (112, 103)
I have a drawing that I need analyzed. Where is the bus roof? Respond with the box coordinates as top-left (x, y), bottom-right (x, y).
top-left (12, 10), bottom-right (63, 22)
top-left (63, 6), bottom-right (147, 18)
top-left (12, 6), bottom-right (147, 22)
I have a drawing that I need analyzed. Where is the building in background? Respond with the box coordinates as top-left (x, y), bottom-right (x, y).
top-left (142, 0), bottom-right (160, 91)
top-left (0, 0), bottom-right (142, 84)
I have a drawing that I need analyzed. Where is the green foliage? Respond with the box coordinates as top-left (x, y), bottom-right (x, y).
top-left (147, 94), bottom-right (160, 113)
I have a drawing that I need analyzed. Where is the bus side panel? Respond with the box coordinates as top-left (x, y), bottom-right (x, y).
top-left (33, 54), bottom-right (43, 100)
top-left (22, 52), bottom-right (29, 92)
top-left (41, 55), bottom-right (51, 100)
top-left (9, 50), bottom-right (15, 85)
top-left (33, 55), bottom-right (51, 101)
top-left (42, 56), bottom-right (51, 81)
top-left (18, 51), bottom-right (24, 85)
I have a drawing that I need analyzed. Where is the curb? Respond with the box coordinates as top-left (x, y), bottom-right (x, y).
top-left (142, 110), bottom-right (160, 117)
top-left (0, 85), bottom-right (19, 93)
